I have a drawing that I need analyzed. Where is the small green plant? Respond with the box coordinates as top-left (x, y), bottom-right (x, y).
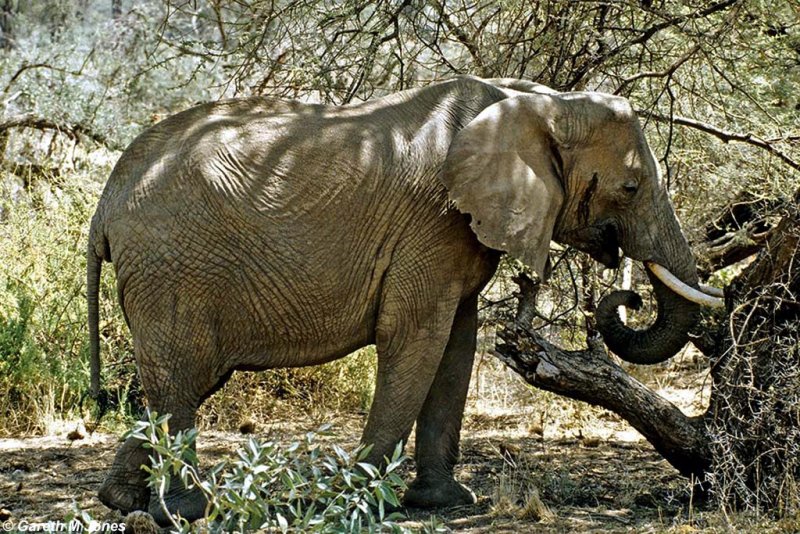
top-left (128, 410), bottom-right (410, 533)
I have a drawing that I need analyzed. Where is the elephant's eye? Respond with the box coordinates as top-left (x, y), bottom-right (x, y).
top-left (622, 181), bottom-right (639, 195)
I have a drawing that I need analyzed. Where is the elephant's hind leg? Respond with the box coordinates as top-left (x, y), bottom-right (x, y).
top-left (98, 433), bottom-right (151, 514)
top-left (404, 293), bottom-right (478, 508)
top-left (99, 319), bottom-right (229, 525)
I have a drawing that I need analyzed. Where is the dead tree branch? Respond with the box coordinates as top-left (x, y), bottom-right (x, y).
top-left (693, 192), bottom-right (786, 274)
top-left (494, 313), bottom-right (711, 480)
top-left (428, 0), bottom-right (488, 77)
top-left (0, 114), bottom-right (118, 150)
top-left (564, 0), bottom-right (741, 89)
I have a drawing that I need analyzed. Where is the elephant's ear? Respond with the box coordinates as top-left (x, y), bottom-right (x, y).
top-left (442, 95), bottom-right (566, 279)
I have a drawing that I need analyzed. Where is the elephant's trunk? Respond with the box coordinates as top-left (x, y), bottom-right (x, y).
top-left (595, 265), bottom-right (701, 365)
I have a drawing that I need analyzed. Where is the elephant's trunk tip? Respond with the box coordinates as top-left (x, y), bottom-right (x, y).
top-left (595, 266), bottom-right (700, 366)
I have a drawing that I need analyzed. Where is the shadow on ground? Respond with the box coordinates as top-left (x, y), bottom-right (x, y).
top-left (0, 410), bottom-right (698, 533)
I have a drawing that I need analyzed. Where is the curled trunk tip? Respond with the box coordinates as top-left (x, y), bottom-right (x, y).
top-left (596, 268), bottom-right (700, 365)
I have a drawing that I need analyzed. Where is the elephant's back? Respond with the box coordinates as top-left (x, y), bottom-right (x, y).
top-left (93, 79), bottom-right (505, 283)
top-left (96, 97), bottom-right (326, 211)
top-left (92, 78), bottom-right (510, 274)
top-left (96, 77), bottom-right (503, 225)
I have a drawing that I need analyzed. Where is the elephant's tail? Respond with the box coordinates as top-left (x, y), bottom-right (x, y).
top-left (87, 224), bottom-right (104, 401)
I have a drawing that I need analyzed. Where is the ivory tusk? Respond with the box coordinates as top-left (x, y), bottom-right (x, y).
top-left (645, 262), bottom-right (725, 308)
top-left (699, 284), bottom-right (725, 298)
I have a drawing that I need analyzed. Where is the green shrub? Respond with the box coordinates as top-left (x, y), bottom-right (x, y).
top-left (130, 410), bottom-right (409, 533)
top-left (0, 168), bottom-right (137, 434)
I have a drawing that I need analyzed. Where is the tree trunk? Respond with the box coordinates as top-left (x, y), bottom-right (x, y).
top-left (0, 0), bottom-right (15, 50)
top-left (494, 200), bottom-right (800, 512)
top-left (112, 0), bottom-right (122, 20)
top-left (701, 205), bottom-right (800, 511)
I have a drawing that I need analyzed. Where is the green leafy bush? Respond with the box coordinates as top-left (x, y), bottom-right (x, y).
top-left (130, 411), bottom-right (409, 533)
top-left (0, 168), bottom-right (136, 434)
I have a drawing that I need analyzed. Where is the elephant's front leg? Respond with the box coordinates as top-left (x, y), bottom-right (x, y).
top-left (404, 293), bottom-right (478, 508)
top-left (361, 279), bottom-right (463, 483)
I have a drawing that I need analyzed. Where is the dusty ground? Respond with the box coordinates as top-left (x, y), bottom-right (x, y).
top-left (0, 360), bottom-right (712, 533)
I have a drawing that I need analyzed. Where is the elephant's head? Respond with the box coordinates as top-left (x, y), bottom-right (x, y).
top-left (441, 90), bottom-right (722, 364)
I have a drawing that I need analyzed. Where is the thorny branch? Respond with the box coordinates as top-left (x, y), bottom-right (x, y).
top-left (563, 0), bottom-right (741, 89)
top-left (693, 192), bottom-right (787, 274)
top-left (640, 111), bottom-right (800, 173)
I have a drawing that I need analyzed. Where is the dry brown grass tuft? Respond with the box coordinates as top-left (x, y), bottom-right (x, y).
top-left (491, 447), bottom-right (555, 524)
top-left (197, 347), bottom-right (377, 431)
top-left (493, 478), bottom-right (553, 523)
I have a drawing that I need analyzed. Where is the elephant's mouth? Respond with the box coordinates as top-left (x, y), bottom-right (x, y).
top-left (559, 221), bottom-right (621, 269)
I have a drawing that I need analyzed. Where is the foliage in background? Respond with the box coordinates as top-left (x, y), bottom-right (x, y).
top-left (0, 166), bottom-right (131, 434)
top-left (130, 411), bottom-right (409, 533)
top-left (0, 2), bottom-right (222, 151)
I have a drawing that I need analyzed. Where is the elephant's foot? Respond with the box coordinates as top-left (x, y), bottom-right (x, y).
top-left (403, 476), bottom-right (477, 508)
top-left (148, 483), bottom-right (208, 526)
top-left (98, 475), bottom-right (150, 514)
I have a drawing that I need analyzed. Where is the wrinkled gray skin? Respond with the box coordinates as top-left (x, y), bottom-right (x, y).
top-left (87, 76), bottom-right (699, 523)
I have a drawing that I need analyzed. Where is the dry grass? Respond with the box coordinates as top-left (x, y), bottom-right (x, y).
top-left (197, 346), bottom-right (377, 431)
top-left (491, 448), bottom-right (555, 523)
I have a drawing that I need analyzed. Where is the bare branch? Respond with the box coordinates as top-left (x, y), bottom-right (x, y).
top-left (428, 0), bottom-right (487, 76)
top-left (565, 0), bottom-right (741, 89)
top-left (615, 44), bottom-right (701, 94)
top-left (494, 321), bottom-right (711, 479)
top-left (640, 111), bottom-right (800, 172)
top-left (0, 114), bottom-right (118, 150)
top-left (2, 61), bottom-right (91, 95)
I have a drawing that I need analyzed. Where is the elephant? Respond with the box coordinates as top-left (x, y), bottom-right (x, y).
top-left (86, 75), bottom-right (722, 523)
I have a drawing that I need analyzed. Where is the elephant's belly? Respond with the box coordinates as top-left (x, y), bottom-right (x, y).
top-left (212, 250), bottom-right (382, 370)
top-left (234, 336), bottom-right (373, 371)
